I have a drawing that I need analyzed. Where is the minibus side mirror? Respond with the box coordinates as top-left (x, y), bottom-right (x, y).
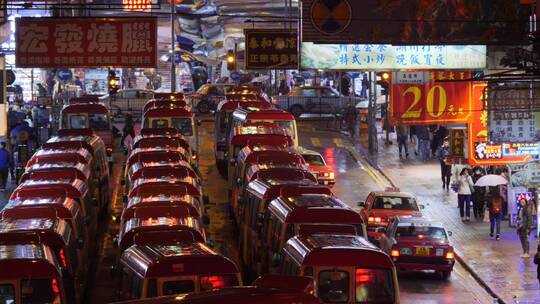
top-left (357, 201), bottom-right (365, 207)
top-left (77, 238), bottom-right (85, 249)
top-left (271, 253), bottom-right (282, 268)
top-left (420, 204), bottom-right (425, 210)
top-left (202, 215), bottom-right (210, 225)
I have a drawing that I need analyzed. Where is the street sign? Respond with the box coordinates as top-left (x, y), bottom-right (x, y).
top-left (244, 29), bottom-right (298, 70)
top-left (450, 129), bottom-right (466, 158)
top-left (56, 68), bottom-right (73, 81)
top-left (16, 17), bottom-right (158, 68)
top-left (230, 71), bottom-right (241, 81)
top-left (393, 72), bottom-right (429, 85)
top-left (6, 70), bottom-right (15, 85)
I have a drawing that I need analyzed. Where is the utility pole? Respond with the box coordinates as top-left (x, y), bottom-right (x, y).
top-left (170, 1), bottom-right (176, 92)
top-left (368, 72), bottom-right (378, 154)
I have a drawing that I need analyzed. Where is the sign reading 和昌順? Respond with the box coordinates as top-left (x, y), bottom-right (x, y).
top-left (16, 17), bottom-right (157, 68)
top-left (244, 29), bottom-right (297, 70)
top-left (390, 71), bottom-right (473, 125)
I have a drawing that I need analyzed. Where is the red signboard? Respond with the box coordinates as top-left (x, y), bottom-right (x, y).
top-left (16, 17), bottom-right (157, 68)
top-left (390, 71), bottom-right (473, 125)
top-left (468, 82), bottom-right (533, 165)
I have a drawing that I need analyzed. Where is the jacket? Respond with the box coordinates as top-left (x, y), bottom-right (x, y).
top-left (0, 148), bottom-right (11, 170)
top-left (457, 175), bottom-right (474, 195)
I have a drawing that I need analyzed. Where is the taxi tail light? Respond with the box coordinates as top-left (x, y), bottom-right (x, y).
top-left (201, 275), bottom-right (226, 288)
top-left (445, 252), bottom-right (455, 260)
top-left (329, 172), bottom-right (335, 179)
top-left (390, 249), bottom-right (400, 257)
top-left (368, 217), bottom-right (382, 223)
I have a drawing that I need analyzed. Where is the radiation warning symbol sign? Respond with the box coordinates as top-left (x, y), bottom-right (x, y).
top-left (310, 0), bottom-right (352, 35)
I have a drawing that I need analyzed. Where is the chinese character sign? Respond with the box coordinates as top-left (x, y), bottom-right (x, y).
top-left (16, 17), bottom-right (157, 68)
top-left (390, 71), bottom-right (473, 125)
top-left (244, 30), bottom-right (298, 70)
top-left (301, 43), bottom-right (486, 70)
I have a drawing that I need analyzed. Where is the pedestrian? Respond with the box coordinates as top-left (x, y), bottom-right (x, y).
top-left (456, 168), bottom-right (474, 221)
top-left (416, 125), bottom-right (430, 161)
top-left (409, 126), bottom-right (418, 155)
top-left (278, 79), bottom-right (290, 95)
top-left (396, 125), bottom-right (409, 158)
top-left (360, 73), bottom-right (368, 99)
top-left (517, 198), bottom-right (533, 258)
top-left (432, 125), bottom-right (448, 156)
top-left (487, 189), bottom-right (503, 240)
top-left (121, 114), bottom-right (136, 150)
top-left (471, 167), bottom-right (486, 220)
top-left (435, 139), bottom-right (451, 190)
top-left (0, 142), bottom-right (12, 191)
top-left (534, 244), bottom-right (540, 284)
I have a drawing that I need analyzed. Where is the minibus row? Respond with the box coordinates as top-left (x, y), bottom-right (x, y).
top-left (214, 87), bottom-right (400, 303)
top-left (0, 128), bottom-right (111, 304)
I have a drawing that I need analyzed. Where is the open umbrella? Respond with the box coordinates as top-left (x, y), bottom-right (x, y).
top-left (474, 174), bottom-right (508, 187)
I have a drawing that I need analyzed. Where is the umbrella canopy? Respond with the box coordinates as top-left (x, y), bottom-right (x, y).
top-left (474, 174), bottom-right (508, 187)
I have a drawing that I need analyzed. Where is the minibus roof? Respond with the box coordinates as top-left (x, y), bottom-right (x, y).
top-left (245, 164), bottom-right (315, 184)
top-left (233, 108), bottom-right (295, 121)
top-left (0, 244), bottom-right (62, 280)
top-left (2, 197), bottom-right (80, 220)
top-left (123, 197), bottom-right (201, 221)
top-left (0, 218), bottom-right (72, 248)
top-left (121, 243), bottom-right (238, 277)
top-left (21, 163), bottom-right (91, 182)
top-left (132, 136), bottom-right (190, 152)
top-left (13, 178), bottom-right (89, 199)
top-left (144, 107), bottom-right (193, 118)
top-left (283, 234), bottom-right (393, 268)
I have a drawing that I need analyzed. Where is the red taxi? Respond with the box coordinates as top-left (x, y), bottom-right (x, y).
top-left (59, 102), bottom-right (114, 158)
top-left (300, 149), bottom-right (335, 188)
top-left (0, 218), bottom-right (88, 300)
top-left (227, 126), bottom-right (293, 180)
top-left (116, 243), bottom-right (241, 300)
top-left (278, 234), bottom-right (400, 304)
top-left (260, 187), bottom-right (367, 275)
top-left (358, 189), bottom-right (424, 242)
top-left (110, 276), bottom-right (318, 304)
top-left (0, 244), bottom-right (75, 304)
top-left (379, 216), bottom-right (455, 279)
top-left (117, 216), bottom-right (206, 251)
top-left (214, 99), bottom-right (271, 175)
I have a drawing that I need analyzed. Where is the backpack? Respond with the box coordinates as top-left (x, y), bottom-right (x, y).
top-left (491, 196), bottom-right (503, 215)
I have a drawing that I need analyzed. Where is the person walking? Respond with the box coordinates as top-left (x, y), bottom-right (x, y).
top-left (456, 168), bottom-right (474, 221)
top-left (0, 142), bottom-right (12, 191)
top-left (360, 73), bottom-right (368, 99)
top-left (517, 198), bottom-right (533, 258)
top-left (534, 244), bottom-right (540, 284)
top-left (416, 125), bottom-right (430, 161)
top-left (121, 114), bottom-right (136, 150)
top-left (471, 167), bottom-right (487, 220)
top-left (435, 139), bottom-right (451, 190)
top-left (396, 125), bottom-right (409, 158)
top-left (487, 190), bottom-right (503, 240)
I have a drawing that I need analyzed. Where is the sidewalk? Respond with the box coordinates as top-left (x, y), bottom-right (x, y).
top-left (353, 130), bottom-right (540, 304)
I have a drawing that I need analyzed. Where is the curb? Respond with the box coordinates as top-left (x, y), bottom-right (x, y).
top-left (345, 138), bottom-right (505, 304)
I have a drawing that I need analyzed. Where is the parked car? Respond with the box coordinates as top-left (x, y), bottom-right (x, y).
top-left (99, 89), bottom-right (154, 120)
top-left (273, 86), bottom-right (366, 117)
top-left (188, 84), bottom-right (235, 114)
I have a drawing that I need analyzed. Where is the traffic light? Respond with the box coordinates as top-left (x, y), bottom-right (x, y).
top-left (108, 71), bottom-right (120, 95)
top-left (226, 49), bottom-right (236, 71)
top-left (376, 72), bottom-right (391, 95)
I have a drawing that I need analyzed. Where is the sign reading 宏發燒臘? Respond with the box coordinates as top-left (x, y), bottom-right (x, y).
top-left (15, 17), bottom-right (157, 68)
top-left (244, 29), bottom-right (298, 70)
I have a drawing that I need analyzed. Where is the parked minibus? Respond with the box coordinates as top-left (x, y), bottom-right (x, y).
top-left (142, 107), bottom-right (198, 154)
top-left (0, 244), bottom-right (75, 303)
top-left (260, 187), bottom-right (367, 274)
top-left (229, 108), bottom-right (298, 146)
top-left (116, 243), bottom-right (241, 300)
top-left (278, 234), bottom-right (400, 304)
top-left (59, 102), bottom-right (114, 158)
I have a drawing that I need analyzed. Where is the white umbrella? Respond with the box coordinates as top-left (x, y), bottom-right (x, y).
top-left (474, 174), bottom-right (508, 187)
top-left (250, 75), bottom-right (270, 83)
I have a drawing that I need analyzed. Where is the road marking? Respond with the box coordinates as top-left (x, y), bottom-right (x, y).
top-left (333, 138), bottom-right (344, 148)
top-left (311, 137), bottom-right (322, 147)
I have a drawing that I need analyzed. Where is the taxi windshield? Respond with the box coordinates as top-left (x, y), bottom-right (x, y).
top-left (396, 225), bottom-right (447, 241)
top-left (302, 154), bottom-right (325, 166)
top-left (372, 196), bottom-right (418, 211)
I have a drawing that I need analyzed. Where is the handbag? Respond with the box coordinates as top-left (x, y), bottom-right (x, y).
top-left (451, 182), bottom-right (460, 193)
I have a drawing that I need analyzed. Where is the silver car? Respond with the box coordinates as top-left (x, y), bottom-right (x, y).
top-left (274, 86), bottom-right (366, 117)
top-left (99, 89), bottom-right (154, 120)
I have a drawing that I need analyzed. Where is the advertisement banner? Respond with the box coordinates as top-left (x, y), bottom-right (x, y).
top-left (301, 43), bottom-right (487, 70)
top-left (302, 0), bottom-right (529, 45)
top-left (244, 29), bottom-right (298, 70)
top-left (468, 83), bottom-right (536, 165)
top-left (390, 71), bottom-right (472, 125)
top-left (16, 17), bottom-right (157, 68)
